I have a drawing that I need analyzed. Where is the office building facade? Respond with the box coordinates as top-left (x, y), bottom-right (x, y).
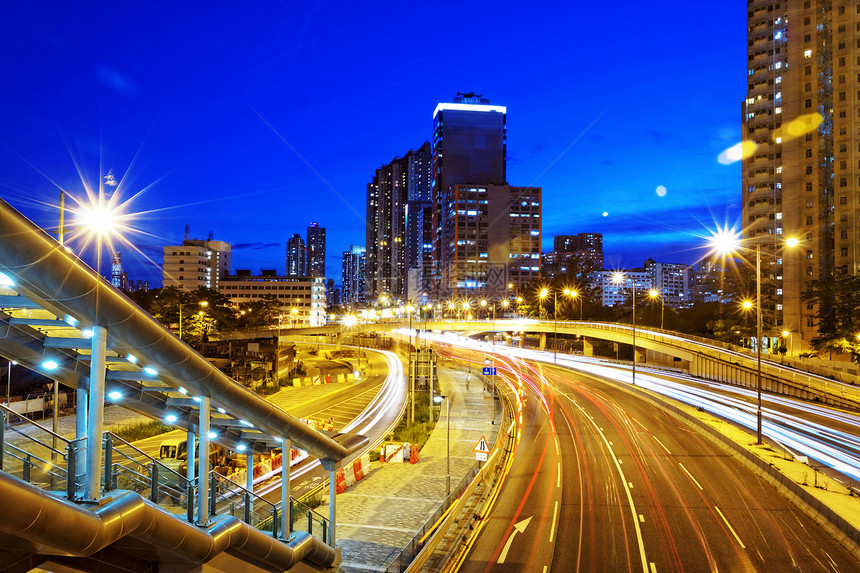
top-left (438, 184), bottom-right (542, 297)
top-left (163, 238), bottom-right (231, 292)
top-left (432, 94), bottom-right (508, 298)
top-left (744, 1), bottom-right (860, 351)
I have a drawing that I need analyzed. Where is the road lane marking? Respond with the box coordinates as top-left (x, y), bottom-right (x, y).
top-left (714, 506), bottom-right (746, 549)
top-left (678, 463), bottom-right (703, 490)
top-left (568, 398), bottom-right (649, 572)
top-left (549, 501), bottom-right (559, 542)
top-left (639, 514), bottom-right (645, 523)
top-left (557, 462), bottom-right (561, 487)
top-left (650, 563), bottom-right (658, 573)
top-left (628, 481), bottom-right (634, 488)
top-left (653, 436), bottom-right (671, 454)
top-left (555, 437), bottom-right (560, 455)
top-left (498, 516), bottom-right (533, 563)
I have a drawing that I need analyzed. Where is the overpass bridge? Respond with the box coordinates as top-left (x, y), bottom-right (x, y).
top-left (219, 317), bottom-right (860, 412)
top-left (0, 199), bottom-right (366, 572)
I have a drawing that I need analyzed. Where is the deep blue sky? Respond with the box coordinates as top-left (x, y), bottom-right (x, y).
top-left (0, 2), bottom-right (745, 286)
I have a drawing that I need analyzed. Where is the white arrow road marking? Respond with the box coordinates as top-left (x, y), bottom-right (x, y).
top-left (498, 516), bottom-right (533, 564)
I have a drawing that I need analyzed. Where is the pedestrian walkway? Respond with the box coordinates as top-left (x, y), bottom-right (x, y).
top-left (335, 365), bottom-right (501, 573)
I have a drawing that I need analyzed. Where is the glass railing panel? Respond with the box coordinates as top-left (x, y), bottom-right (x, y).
top-left (1, 406), bottom-right (72, 493)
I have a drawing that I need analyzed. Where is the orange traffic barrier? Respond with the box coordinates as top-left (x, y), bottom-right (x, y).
top-left (335, 469), bottom-right (347, 494)
top-left (353, 458), bottom-right (363, 480)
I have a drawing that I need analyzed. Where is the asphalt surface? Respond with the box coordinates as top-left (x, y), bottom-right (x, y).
top-left (457, 355), bottom-right (860, 572)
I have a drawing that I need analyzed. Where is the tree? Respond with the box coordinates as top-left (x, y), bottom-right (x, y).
top-left (804, 275), bottom-right (860, 363)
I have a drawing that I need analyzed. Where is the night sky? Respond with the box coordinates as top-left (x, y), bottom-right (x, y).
top-left (0, 2), bottom-right (745, 286)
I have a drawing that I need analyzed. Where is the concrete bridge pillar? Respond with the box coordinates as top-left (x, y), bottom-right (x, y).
top-left (335, 332), bottom-right (342, 351)
top-left (635, 348), bottom-right (646, 364)
top-left (539, 333), bottom-right (547, 351)
top-left (582, 338), bottom-right (594, 357)
top-left (519, 333), bottom-right (525, 348)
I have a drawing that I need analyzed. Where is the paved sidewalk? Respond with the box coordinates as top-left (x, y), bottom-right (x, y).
top-left (335, 365), bottom-right (501, 573)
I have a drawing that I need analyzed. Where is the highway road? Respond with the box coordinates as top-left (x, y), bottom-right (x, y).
top-left (449, 350), bottom-right (860, 572)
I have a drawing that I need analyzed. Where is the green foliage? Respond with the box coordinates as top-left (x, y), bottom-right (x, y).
top-left (112, 420), bottom-right (173, 443)
top-left (804, 274), bottom-right (860, 362)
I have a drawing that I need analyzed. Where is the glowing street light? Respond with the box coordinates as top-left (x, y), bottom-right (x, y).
top-left (648, 289), bottom-right (664, 329)
top-left (539, 288), bottom-right (549, 319)
top-left (707, 232), bottom-right (799, 445)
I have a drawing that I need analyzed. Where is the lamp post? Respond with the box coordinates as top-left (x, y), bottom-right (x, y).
top-left (782, 330), bottom-right (792, 356)
top-left (6, 360), bottom-right (15, 407)
top-left (539, 288), bottom-right (549, 319)
top-left (553, 291), bottom-right (558, 363)
top-left (613, 272), bottom-right (636, 385)
top-left (434, 394), bottom-right (451, 495)
top-left (568, 288), bottom-right (582, 320)
top-left (708, 232), bottom-right (799, 445)
top-left (648, 289), bottom-right (664, 330)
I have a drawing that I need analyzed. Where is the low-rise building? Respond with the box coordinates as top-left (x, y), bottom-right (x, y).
top-left (219, 270), bottom-right (326, 326)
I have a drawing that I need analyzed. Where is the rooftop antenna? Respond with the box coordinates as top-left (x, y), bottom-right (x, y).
top-left (208, 231), bottom-right (214, 241)
top-left (184, 224), bottom-right (191, 240)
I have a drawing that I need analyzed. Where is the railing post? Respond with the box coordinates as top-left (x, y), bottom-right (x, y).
top-left (243, 492), bottom-right (251, 524)
top-left (272, 508), bottom-right (279, 539)
top-left (209, 472), bottom-right (217, 518)
top-left (66, 442), bottom-right (76, 500)
top-left (0, 412), bottom-right (4, 471)
top-left (322, 518), bottom-right (327, 544)
top-left (150, 462), bottom-right (159, 503)
top-left (307, 510), bottom-right (313, 535)
top-left (103, 433), bottom-right (113, 492)
top-left (187, 480), bottom-right (195, 523)
top-left (289, 498), bottom-right (294, 534)
top-left (23, 453), bottom-right (31, 482)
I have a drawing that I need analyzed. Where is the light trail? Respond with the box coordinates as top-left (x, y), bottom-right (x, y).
top-left (424, 331), bottom-right (860, 487)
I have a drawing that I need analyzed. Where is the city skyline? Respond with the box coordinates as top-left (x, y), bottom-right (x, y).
top-left (0, 3), bottom-right (745, 285)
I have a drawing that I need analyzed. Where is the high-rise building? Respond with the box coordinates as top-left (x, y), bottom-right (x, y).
top-left (743, 2), bottom-right (860, 352)
top-left (405, 142), bottom-right (434, 299)
top-left (286, 234), bottom-right (307, 278)
top-left (326, 278), bottom-right (340, 307)
top-left (643, 258), bottom-right (694, 309)
top-left (366, 143), bottom-right (432, 301)
top-left (592, 269), bottom-right (652, 307)
top-left (110, 251), bottom-right (128, 290)
top-left (306, 222), bottom-right (326, 278)
top-left (342, 245), bottom-right (366, 305)
top-left (544, 233), bottom-right (605, 278)
top-left (163, 237), bottom-right (231, 292)
top-left (432, 94), bottom-right (507, 298)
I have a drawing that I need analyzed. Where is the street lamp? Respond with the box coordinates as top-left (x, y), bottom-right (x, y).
top-left (708, 231), bottom-right (799, 445)
top-left (781, 330), bottom-right (792, 356)
top-left (612, 272), bottom-right (636, 385)
top-left (565, 288), bottom-right (582, 320)
top-left (648, 289), bottom-right (664, 330)
top-left (434, 394), bottom-right (451, 495)
top-left (179, 300), bottom-right (207, 340)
